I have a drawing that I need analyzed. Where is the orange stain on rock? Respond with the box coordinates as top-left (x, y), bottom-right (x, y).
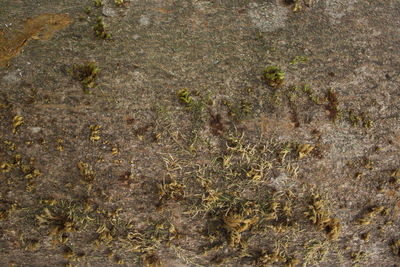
top-left (0, 13), bottom-right (72, 67)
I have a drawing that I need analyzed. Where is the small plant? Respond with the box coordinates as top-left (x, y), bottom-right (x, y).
top-left (265, 66), bottom-right (284, 87)
top-left (114, 0), bottom-right (124, 7)
top-left (94, 17), bottom-right (111, 39)
top-left (89, 124), bottom-right (101, 142)
top-left (69, 62), bottom-right (99, 92)
top-left (36, 202), bottom-right (85, 247)
top-left (347, 109), bottom-right (361, 127)
top-left (12, 115), bottom-right (24, 133)
top-left (157, 178), bottom-right (185, 210)
top-left (294, 143), bottom-right (314, 159)
top-left (177, 89), bottom-right (193, 106)
top-left (93, 0), bottom-right (103, 7)
top-left (358, 206), bottom-right (384, 226)
top-left (392, 239), bottom-right (400, 256)
top-left (304, 192), bottom-right (341, 239)
top-left (290, 55), bottom-right (309, 65)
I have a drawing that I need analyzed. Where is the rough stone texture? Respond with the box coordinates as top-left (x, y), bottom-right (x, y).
top-left (0, 0), bottom-right (400, 266)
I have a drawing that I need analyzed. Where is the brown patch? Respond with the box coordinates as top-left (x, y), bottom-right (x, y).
top-left (386, 190), bottom-right (397, 198)
top-left (260, 112), bottom-right (296, 135)
top-left (289, 104), bottom-right (300, 128)
top-left (133, 123), bottom-right (154, 136)
top-left (125, 118), bottom-right (135, 125)
top-left (119, 171), bottom-right (135, 188)
top-left (159, 7), bottom-right (169, 14)
top-left (325, 88), bottom-right (340, 122)
top-left (210, 113), bottom-right (224, 135)
top-left (0, 13), bottom-right (72, 67)
top-left (311, 143), bottom-right (330, 159)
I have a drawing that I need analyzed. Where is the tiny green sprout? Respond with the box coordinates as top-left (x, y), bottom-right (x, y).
top-left (265, 66), bottom-right (285, 87)
top-left (363, 118), bottom-right (373, 128)
top-left (93, 0), bottom-right (103, 7)
top-left (290, 56), bottom-right (309, 65)
top-left (302, 84), bottom-right (313, 95)
top-left (347, 109), bottom-right (360, 127)
top-left (94, 17), bottom-right (111, 40)
top-left (85, 7), bottom-right (91, 14)
top-left (273, 91), bottom-right (282, 106)
top-left (114, 0), bottom-right (124, 6)
top-left (240, 100), bottom-right (253, 114)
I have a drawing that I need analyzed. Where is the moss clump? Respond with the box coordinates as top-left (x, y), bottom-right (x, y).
top-left (157, 178), bottom-right (185, 211)
top-left (290, 55), bottom-right (309, 65)
top-left (94, 17), bottom-right (111, 39)
top-left (265, 66), bottom-right (284, 87)
top-left (358, 206), bottom-right (384, 226)
top-left (93, 0), bottom-right (103, 7)
top-left (69, 62), bottom-right (99, 92)
top-left (305, 192), bottom-right (341, 239)
top-left (347, 109), bottom-right (361, 127)
top-left (114, 0), bottom-right (124, 7)
top-left (177, 89), bottom-right (193, 106)
top-left (392, 239), bottom-right (400, 256)
top-left (12, 115), bottom-right (24, 133)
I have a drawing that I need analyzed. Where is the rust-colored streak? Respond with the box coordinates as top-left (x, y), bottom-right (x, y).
top-left (0, 13), bottom-right (72, 67)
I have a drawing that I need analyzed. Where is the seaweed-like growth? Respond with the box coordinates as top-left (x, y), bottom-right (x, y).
top-left (119, 219), bottom-right (179, 256)
top-left (392, 239), bottom-right (400, 256)
top-left (304, 192), bottom-right (341, 239)
top-left (94, 17), bottom-right (111, 39)
top-left (265, 66), bottom-right (284, 87)
top-left (326, 88), bottom-right (341, 123)
top-left (69, 62), bottom-right (99, 92)
top-left (157, 178), bottom-right (185, 210)
top-left (256, 247), bottom-right (287, 265)
top-left (78, 161), bottom-right (95, 184)
top-left (222, 210), bottom-right (258, 247)
top-left (89, 124), bottom-right (101, 142)
top-left (357, 206), bottom-right (384, 226)
top-left (294, 143), bottom-right (314, 160)
top-left (290, 55), bottom-right (309, 65)
top-left (36, 205), bottom-right (79, 247)
top-left (143, 253), bottom-right (161, 267)
top-left (204, 193), bottom-right (259, 248)
top-left (12, 115), bottom-right (24, 133)
top-left (177, 89), bottom-right (193, 106)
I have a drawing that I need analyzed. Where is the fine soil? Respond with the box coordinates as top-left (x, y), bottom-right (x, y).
top-left (1, 0), bottom-right (400, 266)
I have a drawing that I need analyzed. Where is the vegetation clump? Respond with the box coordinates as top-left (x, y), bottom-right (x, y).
top-left (69, 62), bottom-right (99, 92)
top-left (12, 115), bottom-right (24, 133)
top-left (93, 0), bottom-right (103, 7)
top-left (290, 55), bottom-right (309, 65)
top-left (358, 206), bottom-right (385, 226)
top-left (177, 89), bottom-right (193, 106)
top-left (114, 0), bottom-right (124, 7)
top-left (36, 201), bottom-right (91, 247)
top-left (157, 178), bottom-right (185, 210)
top-left (305, 192), bottom-right (341, 239)
top-left (265, 66), bottom-right (285, 87)
top-left (392, 239), bottom-right (400, 256)
top-left (94, 17), bottom-right (111, 39)
top-left (326, 88), bottom-right (341, 123)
